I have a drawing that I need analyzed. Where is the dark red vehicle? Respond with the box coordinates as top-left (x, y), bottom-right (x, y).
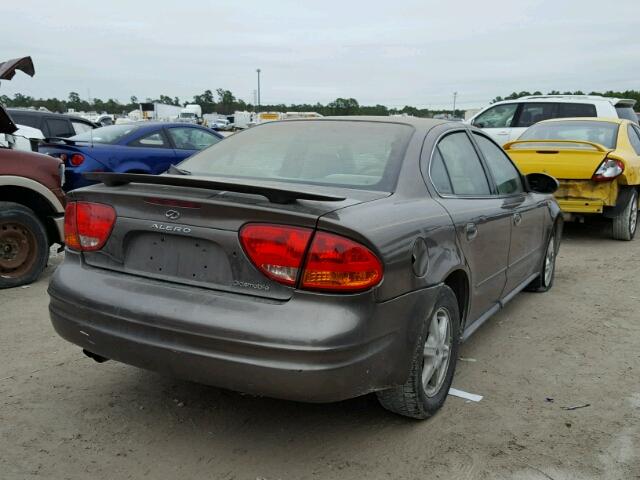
top-left (1, 105), bottom-right (66, 288)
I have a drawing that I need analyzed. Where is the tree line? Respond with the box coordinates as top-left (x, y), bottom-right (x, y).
top-left (1, 88), bottom-right (638, 118)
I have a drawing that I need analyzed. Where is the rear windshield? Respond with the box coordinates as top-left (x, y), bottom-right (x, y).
top-left (70, 124), bottom-right (139, 144)
top-left (519, 120), bottom-right (619, 149)
top-left (178, 120), bottom-right (414, 191)
top-left (616, 105), bottom-right (639, 123)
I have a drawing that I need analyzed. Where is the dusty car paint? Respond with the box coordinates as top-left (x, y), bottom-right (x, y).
top-left (48, 117), bottom-right (561, 404)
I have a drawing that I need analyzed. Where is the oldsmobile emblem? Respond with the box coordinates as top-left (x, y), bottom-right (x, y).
top-left (165, 209), bottom-right (181, 220)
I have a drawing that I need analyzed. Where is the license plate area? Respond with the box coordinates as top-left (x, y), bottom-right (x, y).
top-left (123, 232), bottom-right (232, 284)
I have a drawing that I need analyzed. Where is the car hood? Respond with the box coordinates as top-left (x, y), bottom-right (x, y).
top-left (0, 56), bottom-right (35, 80)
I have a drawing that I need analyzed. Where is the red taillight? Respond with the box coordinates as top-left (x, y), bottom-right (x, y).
top-left (592, 158), bottom-right (624, 182)
top-left (239, 223), bottom-right (383, 292)
top-left (239, 224), bottom-right (312, 286)
top-left (64, 201), bottom-right (116, 251)
top-left (301, 231), bottom-right (383, 292)
top-left (69, 153), bottom-right (85, 166)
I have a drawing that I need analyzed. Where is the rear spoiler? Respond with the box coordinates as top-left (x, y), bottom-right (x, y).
top-left (83, 172), bottom-right (347, 205)
top-left (615, 99), bottom-right (636, 108)
top-left (43, 137), bottom-right (86, 145)
top-left (503, 139), bottom-right (609, 152)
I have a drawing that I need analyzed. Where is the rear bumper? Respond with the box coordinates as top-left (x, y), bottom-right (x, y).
top-left (555, 180), bottom-right (618, 214)
top-left (48, 253), bottom-right (439, 402)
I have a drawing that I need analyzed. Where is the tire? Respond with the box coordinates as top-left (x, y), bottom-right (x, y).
top-left (0, 202), bottom-right (49, 289)
top-left (526, 227), bottom-right (557, 292)
top-left (612, 189), bottom-right (638, 241)
top-left (376, 285), bottom-right (460, 419)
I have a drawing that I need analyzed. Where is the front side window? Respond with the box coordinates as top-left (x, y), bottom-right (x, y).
top-left (131, 131), bottom-right (168, 148)
top-left (473, 104), bottom-right (518, 129)
top-left (474, 133), bottom-right (523, 195)
top-left (168, 127), bottom-right (221, 150)
top-left (436, 132), bottom-right (490, 196)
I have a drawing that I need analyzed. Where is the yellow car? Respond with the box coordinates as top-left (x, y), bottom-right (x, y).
top-left (505, 118), bottom-right (640, 240)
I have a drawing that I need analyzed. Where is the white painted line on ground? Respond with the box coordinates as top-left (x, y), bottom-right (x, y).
top-left (449, 388), bottom-right (483, 402)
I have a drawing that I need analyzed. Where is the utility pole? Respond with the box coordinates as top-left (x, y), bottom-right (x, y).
top-left (256, 68), bottom-right (261, 112)
top-left (452, 92), bottom-right (458, 118)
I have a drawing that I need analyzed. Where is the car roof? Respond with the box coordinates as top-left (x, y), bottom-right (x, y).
top-left (275, 115), bottom-right (450, 132)
top-left (490, 95), bottom-right (635, 107)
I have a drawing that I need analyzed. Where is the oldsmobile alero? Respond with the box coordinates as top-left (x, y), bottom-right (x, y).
top-left (48, 117), bottom-right (562, 418)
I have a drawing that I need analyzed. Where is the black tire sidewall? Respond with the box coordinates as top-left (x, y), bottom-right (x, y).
top-left (0, 203), bottom-right (49, 288)
top-left (414, 286), bottom-right (461, 414)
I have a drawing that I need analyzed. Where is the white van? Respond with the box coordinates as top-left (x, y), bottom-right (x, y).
top-left (468, 95), bottom-right (638, 145)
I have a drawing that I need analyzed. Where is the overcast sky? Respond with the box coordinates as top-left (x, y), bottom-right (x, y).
top-left (2, 0), bottom-right (638, 109)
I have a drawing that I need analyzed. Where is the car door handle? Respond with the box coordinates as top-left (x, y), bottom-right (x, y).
top-left (465, 223), bottom-right (478, 241)
top-left (497, 131), bottom-right (509, 135)
top-left (513, 212), bottom-right (522, 226)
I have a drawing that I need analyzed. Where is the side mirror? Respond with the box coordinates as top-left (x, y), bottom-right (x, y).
top-left (525, 173), bottom-right (559, 194)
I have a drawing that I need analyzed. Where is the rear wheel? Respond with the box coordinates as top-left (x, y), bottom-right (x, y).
top-left (612, 189), bottom-right (638, 241)
top-left (376, 286), bottom-right (460, 419)
top-left (0, 202), bottom-right (49, 289)
top-left (526, 229), bottom-right (556, 292)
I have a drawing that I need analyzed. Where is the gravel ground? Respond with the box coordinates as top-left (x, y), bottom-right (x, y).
top-left (1, 221), bottom-right (639, 480)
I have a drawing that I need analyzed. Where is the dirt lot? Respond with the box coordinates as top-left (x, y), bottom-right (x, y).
top-left (1, 221), bottom-right (639, 480)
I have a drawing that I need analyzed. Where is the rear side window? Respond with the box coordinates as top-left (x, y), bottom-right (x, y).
top-left (628, 125), bottom-right (640, 155)
top-left (616, 106), bottom-right (639, 122)
top-left (7, 112), bottom-right (39, 129)
top-left (557, 103), bottom-right (596, 118)
top-left (430, 149), bottom-right (453, 194)
top-left (515, 103), bottom-right (557, 128)
top-left (168, 127), bottom-right (221, 150)
top-left (436, 132), bottom-right (490, 196)
top-left (71, 121), bottom-right (93, 135)
top-left (45, 118), bottom-right (75, 137)
top-left (473, 103), bottom-right (518, 129)
top-left (474, 134), bottom-right (523, 195)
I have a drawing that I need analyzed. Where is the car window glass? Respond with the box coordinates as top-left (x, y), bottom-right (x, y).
top-left (168, 127), bottom-right (221, 150)
top-left (131, 132), bottom-right (167, 148)
top-left (518, 120), bottom-right (619, 149)
top-left (557, 103), bottom-right (597, 118)
top-left (616, 106), bottom-right (639, 122)
top-left (45, 118), bottom-right (75, 137)
top-left (8, 112), bottom-right (39, 129)
top-left (179, 121), bottom-right (413, 192)
top-left (628, 125), bottom-right (640, 155)
top-left (429, 149), bottom-right (453, 194)
top-left (514, 103), bottom-right (558, 128)
top-left (474, 133), bottom-right (523, 195)
top-left (437, 132), bottom-right (490, 196)
top-left (71, 121), bottom-right (93, 135)
top-left (473, 104), bottom-right (518, 129)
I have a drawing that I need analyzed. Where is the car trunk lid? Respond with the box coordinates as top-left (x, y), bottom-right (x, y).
top-left (504, 140), bottom-right (612, 180)
top-left (71, 174), bottom-right (387, 301)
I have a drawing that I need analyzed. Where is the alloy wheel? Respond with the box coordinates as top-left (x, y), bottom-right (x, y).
top-left (544, 235), bottom-right (555, 286)
top-left (630, 196), bottom-right (638, 237)
top-left (422, 307), bottom-right (452, 397)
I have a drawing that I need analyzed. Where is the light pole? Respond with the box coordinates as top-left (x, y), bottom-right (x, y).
top-left (452, 92), bottom-right (458, 118)
top-left (256, 68), bottom-right (261, 112)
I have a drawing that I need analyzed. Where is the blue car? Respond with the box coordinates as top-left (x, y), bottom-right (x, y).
top-left (39, 122), bottom-right (223, 191)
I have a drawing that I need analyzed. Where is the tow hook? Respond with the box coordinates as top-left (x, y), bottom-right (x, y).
top-left (82, 349), bottom-right (109, 363)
